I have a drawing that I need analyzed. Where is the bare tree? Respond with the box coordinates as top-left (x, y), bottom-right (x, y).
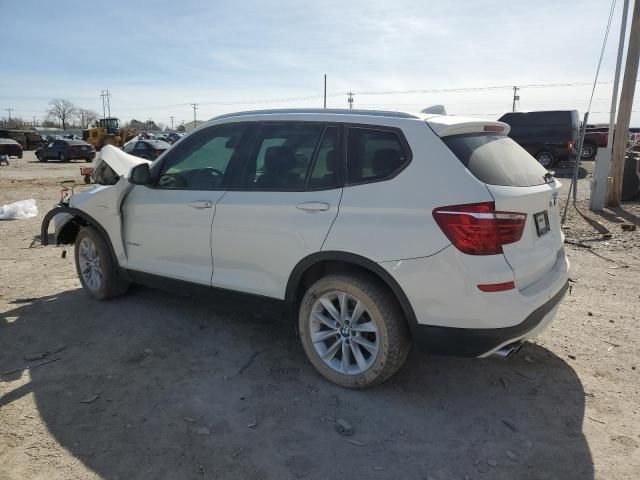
top-left (47, 99), bottom-right (77, 130)
top-left (77, 108), bottom-right (99, 129)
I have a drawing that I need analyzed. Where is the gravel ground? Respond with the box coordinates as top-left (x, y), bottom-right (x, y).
top-left (1, 152), bottom-right (639, 480)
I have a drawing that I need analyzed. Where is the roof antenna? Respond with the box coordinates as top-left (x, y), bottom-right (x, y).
top-left (421, 105), bottom-right (447, 115)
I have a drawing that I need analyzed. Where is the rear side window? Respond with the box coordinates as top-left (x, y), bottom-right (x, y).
top-left (347, 128), bottom-right (408, 184)
top-left (443, 133), bottom-right (550, 187)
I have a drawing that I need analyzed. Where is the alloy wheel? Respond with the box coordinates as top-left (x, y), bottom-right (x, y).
top-left (309, 291), bottom-right (379, 375)
top-left (78, 237), bottom-right (103, 291)
top-left (537, 152), bottom-right (553, 168)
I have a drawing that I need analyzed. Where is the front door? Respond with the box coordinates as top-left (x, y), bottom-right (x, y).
top-left (212, 123), bottom-right (342, 298)
top-left (122, 123), bottom-right (255, 285)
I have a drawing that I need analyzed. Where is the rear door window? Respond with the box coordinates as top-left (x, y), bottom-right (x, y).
top-left (241, 123), bottom-right (324, 190)
top-left (443, 133), bottom-right (550, 187)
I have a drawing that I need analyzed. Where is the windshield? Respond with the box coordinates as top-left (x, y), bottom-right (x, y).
top-left (443, 133), bottom-right (551, 187)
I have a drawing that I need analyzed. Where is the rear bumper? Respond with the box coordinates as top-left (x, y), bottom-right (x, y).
top-left (411, 281), bottom-right (568, 357)
top-left (379, 246), bottom-right (570, 357)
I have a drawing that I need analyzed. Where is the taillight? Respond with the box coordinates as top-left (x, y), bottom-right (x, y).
top-left (433, 202), bottom-right (527, 255)
top-left (568, 141), bottom-right (573, 151)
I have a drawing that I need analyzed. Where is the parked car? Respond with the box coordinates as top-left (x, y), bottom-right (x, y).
top-left (122, 139), bottom-right (171, 160)
top-left (36, 139), bottom-right (96, 163)
top-left (498, 110), bottom-right (579, 167)
top-left (165, 132), bottom-right (183, 144)
top-left (0, 138), bottom-right (23, 158)
top-left (42, 109), bottom-right (569, 388)
top-left (582, 127), bottom-right (609, 159)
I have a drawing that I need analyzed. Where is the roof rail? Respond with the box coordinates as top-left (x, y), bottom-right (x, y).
top-left (209, 108), bottom-right (420, 122)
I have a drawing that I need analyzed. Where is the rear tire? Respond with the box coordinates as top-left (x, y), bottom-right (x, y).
top-left (581, 142), bottom-right (596, 159)
top-left (59, 152), bottom-right (69, 163)
top-left (298, 273), bottom-right (411, 389)
top-left (75, 226), bottom-right (129, 300)
top-left (536, 150), bottom-right (555, 168)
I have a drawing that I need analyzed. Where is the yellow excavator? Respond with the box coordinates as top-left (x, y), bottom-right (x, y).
top-left (82, 118), bottom-right (138, 150)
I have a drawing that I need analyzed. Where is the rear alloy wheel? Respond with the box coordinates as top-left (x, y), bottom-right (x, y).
top-left (536, 151), bottom-right (555, 168)
top-left (298, 273), bottom-right (411, 388)
top-left (581, 142), bottom-right (596, 159)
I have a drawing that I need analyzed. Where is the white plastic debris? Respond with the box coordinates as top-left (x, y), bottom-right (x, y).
top-left (0, 199), bottom-right (38, 220)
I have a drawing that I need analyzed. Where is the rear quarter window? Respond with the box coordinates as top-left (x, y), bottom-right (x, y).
top-left (346, 128), bottom-right (409, 184)
top-left (443, 133), bottom-right (550, 187)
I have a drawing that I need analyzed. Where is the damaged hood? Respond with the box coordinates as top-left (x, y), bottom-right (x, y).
top-left (97, 145), bottom-right (151, 176)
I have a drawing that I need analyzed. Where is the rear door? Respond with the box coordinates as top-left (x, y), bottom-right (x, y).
top-left (442, 132), bottom-right (563, 290)
top-left (211, 123), bottom-right (342, 298)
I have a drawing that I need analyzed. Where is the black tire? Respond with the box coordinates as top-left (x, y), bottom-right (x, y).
top-left (85, 158), bottom-right (92, 163)
top-left (74, 226), bottom-right (129, 300)
top-left (59, 152), bottom-right (69, 163)
top-left (298, 273), bottom-right (411, 389)
top-left (535, 150), bottom-right (555, 168)
top-left (581, 142), bottom-right (596, 159)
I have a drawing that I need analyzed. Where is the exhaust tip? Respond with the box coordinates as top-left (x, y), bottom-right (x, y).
top-left (493, 341), bottom-right (525, 360)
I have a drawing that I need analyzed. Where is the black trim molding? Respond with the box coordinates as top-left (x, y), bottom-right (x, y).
top-left (412, 281), bottom-right (570, 357)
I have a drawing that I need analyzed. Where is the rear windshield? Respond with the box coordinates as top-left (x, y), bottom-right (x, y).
top-left (443, 133), bottom-right (550, 187)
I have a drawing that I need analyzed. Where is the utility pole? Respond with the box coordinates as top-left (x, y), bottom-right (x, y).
top-left (100, 90), bottom-right (112, 118)
top-left (608, 0), bottom-right (640, 207)
top-left (170, 116), bottom-right (175, 130)
top-left (512, 86), bottom-right (520, 112)
top-left (347, 91), bottom-right (354, 110)
top-left (190, 103), bottom-right (198, 127)
top-left (5, 108), bottom-right (13, 121)
top-left (591, 0), bottom-right (630, 211)
top-left (323, 74), bottom-right (327, 109)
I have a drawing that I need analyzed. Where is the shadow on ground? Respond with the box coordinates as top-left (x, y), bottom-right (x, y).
top-left (1, 288), bottom-right (593, 480)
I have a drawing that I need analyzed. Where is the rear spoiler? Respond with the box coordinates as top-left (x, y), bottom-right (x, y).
top-left (423, 114), bottom-right (510, 137)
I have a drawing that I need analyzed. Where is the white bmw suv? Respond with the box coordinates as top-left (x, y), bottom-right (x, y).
top-left (42, 109), bottom-right (569, 388)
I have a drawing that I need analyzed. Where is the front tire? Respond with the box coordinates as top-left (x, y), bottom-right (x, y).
top-left (75, 226), bottom-right (129, 300)
top-left (298, 273), bottom-right (411, 389)
top-left (59, 152), bottom-right (69, 163)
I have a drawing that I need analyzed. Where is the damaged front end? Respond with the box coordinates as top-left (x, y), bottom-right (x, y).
top-left (41, 145), bottom-right (151, 248)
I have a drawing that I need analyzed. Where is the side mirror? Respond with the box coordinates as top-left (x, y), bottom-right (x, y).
top-left (129, 163), bottom-right (151, 185)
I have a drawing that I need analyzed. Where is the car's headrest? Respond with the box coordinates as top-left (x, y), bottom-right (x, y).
top-left (264, 146), bottom-right (296, 173)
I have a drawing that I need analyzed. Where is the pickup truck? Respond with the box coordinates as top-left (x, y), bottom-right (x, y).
top-left (582, 128), bottom-right (608, 159)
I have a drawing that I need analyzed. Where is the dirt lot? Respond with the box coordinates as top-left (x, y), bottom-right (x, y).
top-left (1, 152), bottom-right (639, 480)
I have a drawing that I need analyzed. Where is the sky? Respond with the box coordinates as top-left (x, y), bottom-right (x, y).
top-left (1, 0), bottom-right (638, 128)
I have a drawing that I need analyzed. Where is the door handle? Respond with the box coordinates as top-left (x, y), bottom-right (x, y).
top-left (296, 202), bottom-right (330, 212)
top-left (187, 200), bottom-right (213, 209)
